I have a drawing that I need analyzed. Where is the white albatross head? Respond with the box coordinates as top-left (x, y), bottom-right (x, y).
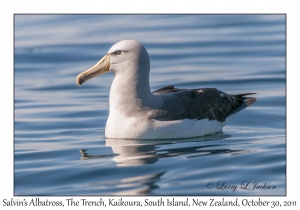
top-left (76, 40), bottom-right (150, 86)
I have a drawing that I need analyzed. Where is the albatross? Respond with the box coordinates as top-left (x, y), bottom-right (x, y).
top-left (76, 40), bottom-right (256, 139)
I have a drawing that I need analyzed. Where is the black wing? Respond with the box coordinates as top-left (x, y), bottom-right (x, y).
top-left (152, 85), bottom-right (256, 122)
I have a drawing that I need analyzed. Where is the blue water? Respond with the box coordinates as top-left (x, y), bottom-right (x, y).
top-left (14, 15), bottom-right (286, 195)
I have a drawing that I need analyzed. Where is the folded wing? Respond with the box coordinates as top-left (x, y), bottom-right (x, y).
top-left (152, 85), bottom-right (256, 122)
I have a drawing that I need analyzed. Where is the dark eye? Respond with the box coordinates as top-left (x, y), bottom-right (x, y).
top-left (114, 50), bottom-right (122, 55)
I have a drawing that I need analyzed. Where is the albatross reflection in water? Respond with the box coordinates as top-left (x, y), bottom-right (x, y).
top-left (79, 133), bottom-right (245, 167)
top-left (78, 133), bottom-right (253, 195)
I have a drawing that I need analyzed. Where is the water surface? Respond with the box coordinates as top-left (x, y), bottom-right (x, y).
top-left (14, 14), bottom-right (286, 195)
